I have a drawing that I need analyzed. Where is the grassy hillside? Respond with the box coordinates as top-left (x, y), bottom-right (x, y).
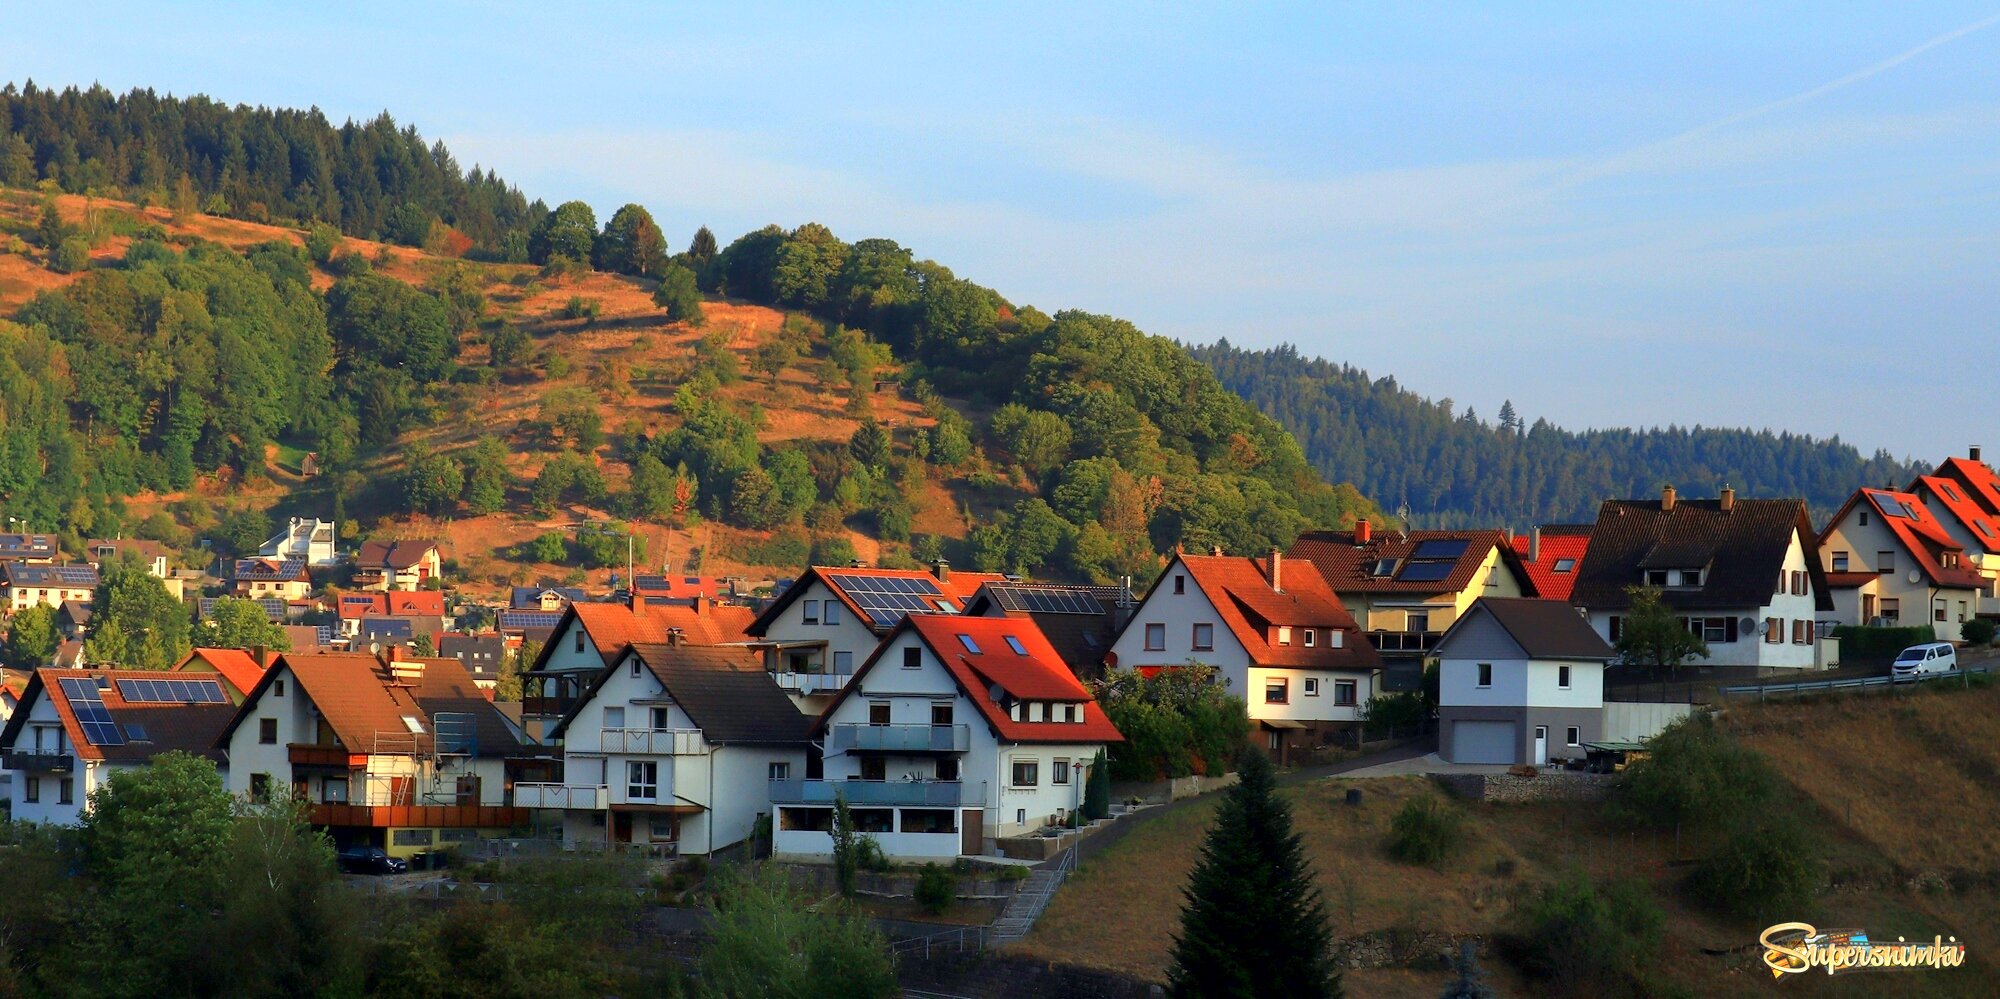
top-left (1022, 684), bottom-right (2000, 997)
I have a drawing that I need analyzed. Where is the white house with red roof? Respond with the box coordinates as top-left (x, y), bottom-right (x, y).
top-left (1106, 551), bottom-right (1380, 762)
top-left (1819, 486), bottom-right (1986, 642)
top-left (774, 614), bottom-right (1121, 860)
top-left (353, 539), bottom-right (444, 592)
top-left (1910, 447), bottom-right (2000, 617)
top-left (522, 594), bottom-right (758, 743)
top-left (744, 562), bottom-right (1005, 709)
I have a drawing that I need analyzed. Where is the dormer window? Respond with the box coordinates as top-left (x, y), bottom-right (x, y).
top-left (1646, 569), bottom-right (1668, 586)
top-left (1277, 626), bottom-right (1292, 646)
top-left (1678, 569), bottom-right (1702, 587)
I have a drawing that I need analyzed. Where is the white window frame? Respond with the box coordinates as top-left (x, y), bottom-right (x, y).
top-left (1557, 665), bottom-right (1571, 689)
top-left (1303, 677), bottom-right (1320, 696)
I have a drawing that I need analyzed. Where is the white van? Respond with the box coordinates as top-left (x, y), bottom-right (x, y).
top-left (1891, 642), bottom-right (1957, 678)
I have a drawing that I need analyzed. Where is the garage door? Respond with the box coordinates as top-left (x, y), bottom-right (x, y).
top-left (1450, 720), bottom-right (1517, 765)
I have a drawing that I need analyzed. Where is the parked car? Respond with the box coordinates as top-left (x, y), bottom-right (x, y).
top-left (1891, 642), bottom-right (1957, 678)
top-left (337, 846), bottom-right (409, 875)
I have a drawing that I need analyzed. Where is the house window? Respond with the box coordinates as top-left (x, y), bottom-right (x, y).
top-left (274, 680), bottom-right (285, 697)
top-left (833, 651), bottom-right (853, 674)
top-left (604, 706), bottom-right (626, 729)
top-left (1005, 635), bottom-right (1028, 655)
top-left (1686, 618), bottom-right (1728, 643)
top-left (869, 702), bottom-right (891, 725)
top-left (903, 646), bottom-right (922, 669)
top-left (1268, 730), bottom-right (1282, 750)
top-left (1608, 616), bottom-right (1622, 642)
top-left (1678, 569), bottom-right (1702, 587)
top-left (1173, 575), bottom-right (1185, 594)
top-left (1053, 760), bottom-right (1072, 785)
top-left (1881, 597), bottom-right (1901, 622)
top-left (574, 629), bottom-right (585, 653)
top-left (1277, 626), bottom-right (1292, 646)
top-left (1765, 618), bottom-right (1782, 644)
top-left (627, 761), bottom-right (658, 800)
top-left (1304, 678), bottom-right (1320, 696)
top-left (1793, 620), bottom-right (1812, 645)
top-left (1566, 727), bottom-right (1581, 747)
top-left (1012, 760), bottom-right (1039, 787)
top-left (402, 715), bottom-right (426, 734)
top-left (1792, 571), bottom-right (1807, 595)
top-left (1265, 679), bottom-right (1288, 704)
top-left (1646, 569), bottom-right (1669, 586)
top-left (823, 601), bottom-right (841, 625)
top-left (59, 778), bottom-right (74, 805)
top-left (1407, 613), bottom-right (1430, 634)
top-left (1192, 623), bottom-right (1214, 651)
top-left (1558, 665), bottom-right (1571, 689)
top-left (1144, 623), bottom-right (1165, 651)
top-left (1935, 604), bottom-right (1948, 623)
top-left (1860, 510), bottom-right (1869, 526)
top-left (630, 657), bottom-right (641, 677)
top-left (803, 600), bottom-right (819, 625)
top-left (259, 718), bottom-right (278, 745)
top-left (1831, 551), bottom-right (1849, 571)
top-left (1303, 629), bottom-right (1316, 647)
top-left (651, 707), bottom-right (671, 730)
top-left (956, 634), bottom-right (981, 654)
top-left (1877, 552), bottom-right (1895, 575)
top-left (937, 759), bottom-right (960, 780)
top-left (23, 777), bottom-right (38, 803)
top-left (1334, 680), bottom-right (1357, 706)
top-left (322, 778), bottom-right (348, 804)
top-left (1476, 663), bottom-right (1492, 688)
top-left (1553, 558), bottom-right (1576, 573)
top-left (769, 762), bottom-right (790, 780)
top-left (860, 757), bottom-right (886, 781)
top-left (931, 703), bottom-right (953, 725)
top-left (249, 773), bottom-right (270, 804)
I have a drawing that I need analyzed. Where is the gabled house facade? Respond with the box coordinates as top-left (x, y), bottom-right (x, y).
top-left (743, 564), bottom-right (1004, 709)
top-left (776, 614), bottom-right (1120, 860)
top-left (0, 668), bottom-right (236, 825)
top-left (962, 581), bottom-right (1134, 682)
top-left (518, 642), bottom-right (808, 856)
top-left (217, 650), bottom-right (529, 858)
top-left (511, 586), bottom-right (587, 612)
top-left (1817, 486), bottom-right (1986, 642)
top-left (439, 633), bottom-right (508, 689)
top-left (336, 590), bottom-right (449, 639)
top-left (1105, 551), bottom-right (1380, 761)
top-left (233, 558), bottom-right (312, 601)
top-left (354, 540), bottom-right (444, 592)
top-left (2, 564), bottom-right (98, 612)
top-left (84, 538), bottom-right (172, 578)
top-left (1436, 598), bottom-right (1615, 766)
top-left (1288, 525), bottom-right (1534, 689)
top-left (261, 517), bottom-right (338, 566)
top-left (1573, 487), bottom-right (1834, 671)
top-left (523, 596), bottom-right (757, 743)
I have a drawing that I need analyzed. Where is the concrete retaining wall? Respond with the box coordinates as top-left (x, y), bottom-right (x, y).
top-left (1433, 771), bottom-right (1614, 803)
top-left (1110, 772), bottom-right (1238, 806)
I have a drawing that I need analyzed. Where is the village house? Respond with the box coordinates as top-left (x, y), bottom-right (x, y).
top-left (518, 640), bottom-right (808, 856)
top-left (0, 668), bottom-right (236, 825)
top-left (1908, 447), bottom-right (2000, 616)
top-left (1288, 525), bottom-right (1535, 689)
top-left (216, 649), bottom-right (529, 859)
top-left (1105, 551), bottom-right (1380, 762)
top-left (336, 590), bottom-right (449, 639)
top-left (1435, 598), bottom-right (1618, 766)
top-left (171, 647), bottom-right (280, 702)
top-left (439, 633), bottom-right (508, 689)
top-left (511, 586), bottom-right (588, 612)
top-left (83, 538), bottom-right (172, 579)
top-left (260, 517), bottom-right (339, 567)
top-left (353, 539), bottom-right (444, 592)
top-left (1573, 487), bottom-right (1835, 671)
top-left (2, 563), bottom-right (98, 613)
top-left (775, 614), bottom-right (1121, 861)
top-left (522, 595), bottom-right (757, 743)
top-left (0, 534), bottom-right (59, 564)
top-left (743, 562), bottom-right (1005, 710)
top-left (962, 580), bottom-right (1135, 681)
top-left (1817, 486), bottom-right (1986, 642)
top-left (233, 558), bottom-right (313, 601)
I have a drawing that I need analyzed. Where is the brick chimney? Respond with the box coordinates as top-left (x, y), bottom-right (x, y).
top-left (1211, 545), bottom-right (1223, 557)
top-left (933, 558), bottom-right (951, 583)
top-left (629, 585), bottom-right (646, 612)
top-left (1528, 526), bottom-right (1541, 565)
top-left (694, 594), bottom-right (709, 617)
top-left (1661, 485), bottom-right (1677, 512)
top-left (1719, 484), bottom-right (1735, 513)
top-left (665, 626), bottom-right (686, 647)
top-left (1974, 444), bottom-right (1984, 463)
top-left (1355, 520), bottom-right (1372, 545)
top-left (381, 643), bottom-right (425, 682)
top-left (1267, 547), bottom-right (1283, 593)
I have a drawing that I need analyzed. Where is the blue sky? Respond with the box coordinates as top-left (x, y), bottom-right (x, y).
top-left (8, 3), bottom-right (1998, 458)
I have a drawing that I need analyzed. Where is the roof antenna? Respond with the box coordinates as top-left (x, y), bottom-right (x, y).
top-left (1395, 502), bottom-right (1411, 541)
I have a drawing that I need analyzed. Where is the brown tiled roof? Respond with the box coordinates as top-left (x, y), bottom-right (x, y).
top-left (336, 590), bottom-right (447, 619)
top-left (218, 652), bottom-right (522, 757)
top-left (0, 669), bottom-right (236, 764)
top-left (552, 643), bottom-right (807, 744)
top-left (356, 539), bottom-right (440, 569)
top-left (1441, 598), bottom-right (1612, 661)
top-left (1149, 554), bottom-right (1380, 671)
top-left (1573, 497), bottom-right (1833, 612)
top-left (1288, 529), bottom-right (1534, 597)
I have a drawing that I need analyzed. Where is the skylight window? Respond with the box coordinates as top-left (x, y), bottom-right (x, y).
top-left (1004, 635), bottom-right (1028, 655)
top-left (1368, 558), bottom-right (1398, 577)
top-left (401, 715), bottom-right (426, 734)
top-left (956, 634), bottom-right (981, 654)
top-left (1552, 558), bottom-right (1576, 573)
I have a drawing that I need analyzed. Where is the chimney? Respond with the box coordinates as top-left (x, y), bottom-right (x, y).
top-left (383, 643), bottom-right (425, 682)
top-left (1661, 485), bottom-right (1676, 512)
top-left (1528, 526), bottom-right (1541, 565)
top-left (1974, 444), bottom-right (1984, 463)
top-left (665, 626), bottom-right (686, 647)
top-left (1354, 520), bottom-right (1372, 545)
top-left (694, 594), bottom-right (709, 617)
top-left (1502, 526), bottom-right (1513, 544)
top-left (630, 587), bottom-right (646, 612)
top-left (1719, 484), bottom-right (1736, 513)
top-left (849, 558), bottom-right (865, 569)
top-left (1268, 547), bottom-right (1283, 592)
top-left (1211, 545), bottom-right (1223, 557)
top-left (252, 644), bottom-right (267, 668)
top-left (933, 558), bottom-right (951, 582)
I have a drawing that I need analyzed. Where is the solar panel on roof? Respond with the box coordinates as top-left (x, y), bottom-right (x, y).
top-left (996, 586), bottom-right (1106, 615)
top-left (116, 678), bottom-right (225, 703)
top-left (1396, 561), bottom-right (1456, 582)
top-left (59, 677), bottom-right (125, 746)
top-left (1409, 539), bottom-right (1470, 560)
top-left (827, 572), bottom-right (956, 629)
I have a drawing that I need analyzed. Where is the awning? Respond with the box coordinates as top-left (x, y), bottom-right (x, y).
top-left (1261, 719), bottom-right (1308, 730)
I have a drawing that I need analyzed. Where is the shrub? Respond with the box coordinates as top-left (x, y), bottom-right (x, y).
top-left (325, 249), bottom-right (371, 277)
top-left (562, 296), bottom-right (601, 323)
top-left (914, 864), bottom-right (955, 915)
top-left (1386, 796), bottom-right (1462, 866)
top-left (50, 236), bottom-right (90, 273)
top-left (1506, 875), bottom-right (1664, 999)
top-left (1613, 714), bottom-right (1782, 838)
top-left (1963, 618), bottom-right (1996, 647)
top-left (1831, 624), bottom-right (1936, 660)
top-left (1685, 817), bottom-right (1822, 920)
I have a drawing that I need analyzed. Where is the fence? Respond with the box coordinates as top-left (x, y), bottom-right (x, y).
top-left (1718, 661), bottom-right (1995, 700)
top-left (889, 925), bottom-right (987, 960)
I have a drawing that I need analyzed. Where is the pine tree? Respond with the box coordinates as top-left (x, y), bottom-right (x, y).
top-left (1167, 751), bottom-right (1340, 998)
top-left (1440, 940), bottom-right (1495, 999)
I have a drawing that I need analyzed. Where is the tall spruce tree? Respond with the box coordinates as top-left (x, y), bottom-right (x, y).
top-left (1167, 750), bottom-right (1339, 998)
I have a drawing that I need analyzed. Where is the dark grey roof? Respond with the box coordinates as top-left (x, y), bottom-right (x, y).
top-left (1571, 497), bottom-right (1834, 613)
top-left (4, 563), bottom-right (98, 588)
top-left (554, 643), bottom-right (808, 745)
top-left (1452, 598), bottom-right (1613, 661)
top-left (509, 586), bottom-right (587, 608)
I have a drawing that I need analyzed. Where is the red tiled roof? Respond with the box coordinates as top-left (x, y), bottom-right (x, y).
top-left (1827, 489), bottom-right (1985, 591)
top-left (1936, 457), bottom-right (2000, 518)
top-left (567, 599), bottom-right (757, 667)
top-left (172, 647), bottom-right (279, 696)
top-left (1288, 529), bottom-right (1533, 596)
top-left (336, 590), bottom-right (446, 619)
top-left (1912, 475), bottom-right (2000, 554)
top-left (1508, 526), bottom-right (1592, 602)
top-left (749, 566), bottom-right (1002, 637)
top-left (2, 668), bottom-right (237, 763)
top-left (1165, 554), bottom-right (1380, 671)
top-left (818, 615), bottom-right (1123, 745)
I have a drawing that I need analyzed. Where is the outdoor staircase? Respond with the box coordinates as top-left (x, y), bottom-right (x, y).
top-left (987, 848), bottom-right (1074, 945)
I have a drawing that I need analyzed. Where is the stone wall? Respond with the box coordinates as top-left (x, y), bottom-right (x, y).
top-left (1110, 772), bottom-right (1239, 806)
top-left (1433, 771), bottom-right (1614, 803)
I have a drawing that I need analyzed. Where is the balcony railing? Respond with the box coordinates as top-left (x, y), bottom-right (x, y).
top-left (599, 728), bottom-right (707, 755)
top-left (288, 744), bottom-right (363, 768)
top-left (773, 671), bottom-right (853, 694)
top-left (514, 782), bottom-right (609, 810)
top-left (2, 749), bottom-right (74, 773)
top-left (308, 803), bottom-right (530, 829)
top-left (521, 695), bottom-right (577, 719)
top-left (1368, 630), bottom-right (1442, 653)
top-left (769, 778), bottom-right (986, 808)
top-left (829, 723), bottom-right (970, 754)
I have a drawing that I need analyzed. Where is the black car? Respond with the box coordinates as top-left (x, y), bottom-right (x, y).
top-left (337, 846), bottom-right (410, 875)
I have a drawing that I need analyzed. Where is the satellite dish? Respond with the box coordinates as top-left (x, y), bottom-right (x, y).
top-left (1738, 618), bottom-right (1757, 635)
top-left (1907, 569), bottom-right (1924, 585)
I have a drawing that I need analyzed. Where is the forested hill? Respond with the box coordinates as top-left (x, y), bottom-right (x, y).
top-left (1192, 341), bottom-right (1924, 528)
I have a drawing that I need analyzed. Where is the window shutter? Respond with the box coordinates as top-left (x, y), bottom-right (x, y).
top-left (1725, 617), bottom-right (1738, 643)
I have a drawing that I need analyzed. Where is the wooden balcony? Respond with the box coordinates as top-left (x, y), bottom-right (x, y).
top-left (308, 803), bottom-right (531, 829)
top-left (288, 744), bottom-right (364, 768)
top-left (2, 749), bottom-right (74, 773)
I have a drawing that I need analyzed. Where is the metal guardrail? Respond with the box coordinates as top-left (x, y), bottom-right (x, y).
top-left (1718, 661), bottom-right (1995, 699)
top-left (889, 924), bottom-right (987, 959)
